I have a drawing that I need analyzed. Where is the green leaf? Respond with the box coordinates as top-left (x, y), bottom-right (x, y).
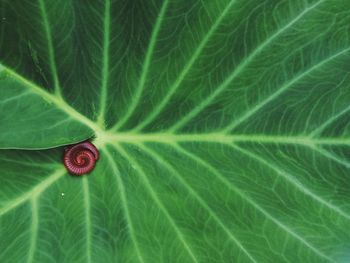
top-left (0, 68), bottom-right (95, 148)
top-left (1, 0), bottom-right (350, 262)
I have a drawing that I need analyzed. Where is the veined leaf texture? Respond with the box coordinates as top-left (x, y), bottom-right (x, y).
top-left (0, 0), bottom-right (350, 262)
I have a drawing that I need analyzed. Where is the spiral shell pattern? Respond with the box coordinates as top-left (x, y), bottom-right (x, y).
top-left (63, 141), bottom-right (99, 175)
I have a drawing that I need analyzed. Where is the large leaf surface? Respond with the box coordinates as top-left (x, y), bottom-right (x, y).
top-left (1, 0), bottom-right (350, 262)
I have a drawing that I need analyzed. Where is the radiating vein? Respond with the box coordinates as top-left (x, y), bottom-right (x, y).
top-left (3, 65), bottom-right (102, 133)
top-left (231, 144), bottom-right (350, 221)
top-left (309, 104), bottom-right (350, 137)
top-left (27, 198), bottom-right (39, 263)
top-left (112, 0), bottom-right (170, 131)
top-left (113, 144), bottom-right (199, 263)
top-left (0, 91), bottom-right (31, 105)
top-left (82, 177), bottom-right (92, 263)
top-left (310, 145), bottom-right (350, 168)
top-left (168, 0), bottom-right (325, 132)
top-left (104, 148), bottom-right (145, 263)
top-left (0, 169), bottom-right (65, 217)
top-left (38, 0), bottom-right (61, 97)
top-left (134, 143), bottom-right (258, 263)
top-left (222, 46), bottom-right (350, 132)
top-left (171, 144), bottom-right (336, 262)
top-left (103, 132), bottom-right (350, 146)
top-left (131, 0), bottom-right (238, 132)
top-left (97, 0), bottom-right (111, 127)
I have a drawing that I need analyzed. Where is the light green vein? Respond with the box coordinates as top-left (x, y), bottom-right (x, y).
top-left (3, 65), bottom-right (102, 133)
top-left (97, 0), bottom-right (111, 127)
top-left (0, 233), bottom-right (29, 260)
top-left (171, 144), bottom-right (336, 262)
top-left (231, 144), bottom-right (350, 221)
top-left (135, 143), bottom-right (257, 263)
top-left (38, 0), bottom-right (61, 97)
top-left (1, 91), bottom-right (31, 105)
top-left (222, 46), bottom-right (350, 132)
top-left (168, 0), bottom-right (325, 132)
top-left (27, 198), bottom-right (39, 263)
top-left (82, 177), bottom-right (92, 263)
top-left (104, 148), bottom-right (145, 263)
top-left (113, 144), bottom-right (199, 263)
top-left (310, 145), bottom-right (350, 168)
top-left (0, 168), bottom-right (66, 217)
top-left (131, 0), bottom-right (238, 132)
top-left (309, 104), bottom-right (350, 137)
top-left (111, 0), bottom-right (170, 131)
top-left (101, 132), bottom-right (350, 146)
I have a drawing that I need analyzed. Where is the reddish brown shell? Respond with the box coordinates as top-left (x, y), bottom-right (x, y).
top-left (63, 141), bottom-right (99, 175)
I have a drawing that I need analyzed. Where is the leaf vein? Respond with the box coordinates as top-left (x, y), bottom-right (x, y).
top-left (0, 169), bottom-right (65, 217)
top-left (38, 0), bottom-right (61, 97)
top-left (113, 144), bottom-right (199, 263)
top-left (111, 0), bottom-right (170, 131)
top-left (172, 144), bottom-right (336, 262)
top-left (82, 177), bottom-right (92, 263)
top-left (104, 148), bottom-right (146, 263)
top-left (27, 197), bottom-right (39, 263)
top-left (169, 0), bottom-right (326, 132)
top-left (132, 0), bottom-right (239, 132)
top-left (231, 144), bottom-right (350, 221)
top-left (134, 143), bottom-right (258, 263)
